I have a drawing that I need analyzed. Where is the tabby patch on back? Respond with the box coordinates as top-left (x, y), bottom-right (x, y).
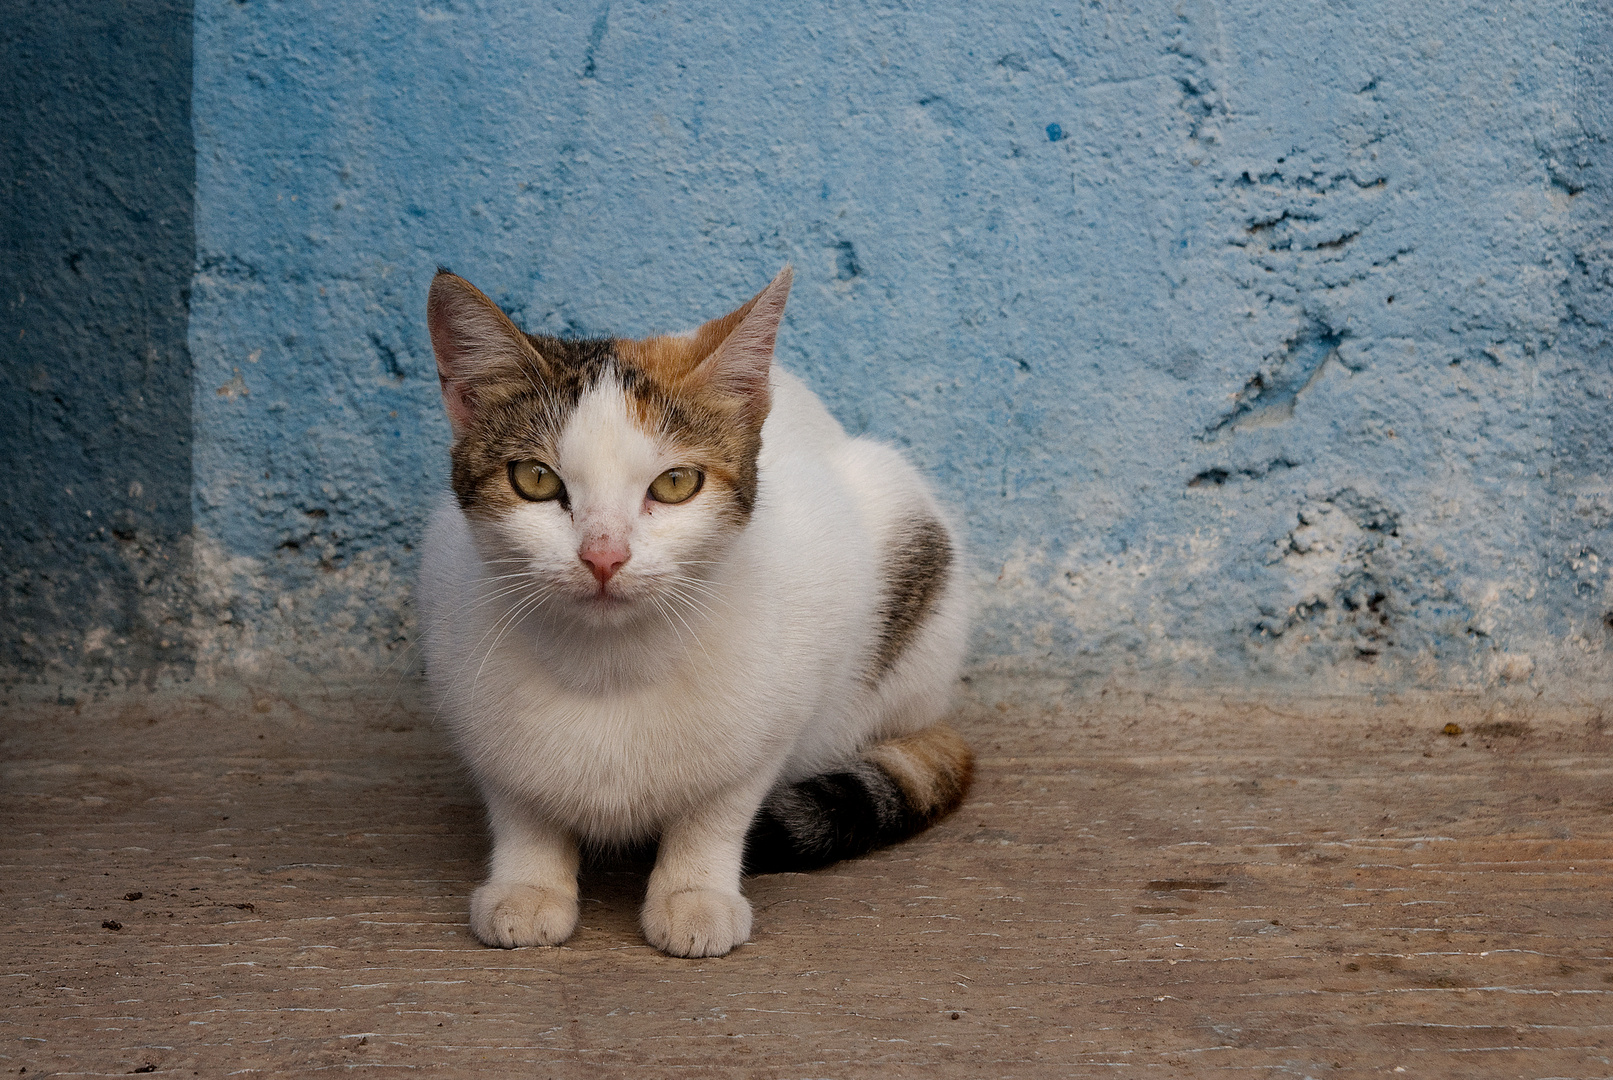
top-left (417, 265), bottom-right (972, 958)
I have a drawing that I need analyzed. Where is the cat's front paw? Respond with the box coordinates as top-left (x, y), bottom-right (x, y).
top-left (641, 888), bottom-right (753, 958)
top-left (469, 882), bottom-right (579, 948)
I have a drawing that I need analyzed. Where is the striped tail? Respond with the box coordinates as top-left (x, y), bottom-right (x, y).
top-left (742, 723), bottom-right (974, 874)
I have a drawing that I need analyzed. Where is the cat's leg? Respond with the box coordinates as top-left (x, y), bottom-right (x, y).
top-left (641, 781), bottom-right (769, 958)
top-left (469, 789), bottom-right (580, 948)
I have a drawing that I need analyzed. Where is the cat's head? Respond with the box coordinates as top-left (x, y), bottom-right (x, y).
top-left (426, 267), bottom-right (791, 627)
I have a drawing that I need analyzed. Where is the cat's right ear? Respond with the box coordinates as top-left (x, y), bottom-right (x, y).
top-left (427, 270), bottom-right (546, 431)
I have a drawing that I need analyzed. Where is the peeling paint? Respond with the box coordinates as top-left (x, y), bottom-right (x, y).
top-left (188, 534), bottom-right (414, 685)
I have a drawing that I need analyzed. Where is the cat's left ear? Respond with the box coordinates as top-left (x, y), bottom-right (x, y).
top-left (427, 270), bottom-right (549, 432)
top-left (686, 266), bottom-right (791, 424)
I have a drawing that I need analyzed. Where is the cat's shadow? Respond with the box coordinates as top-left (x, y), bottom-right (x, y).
top-left (572, 845), bottom-right (658, 947)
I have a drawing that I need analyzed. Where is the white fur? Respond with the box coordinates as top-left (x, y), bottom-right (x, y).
top-left (418, 366), bottom-right (969, 957)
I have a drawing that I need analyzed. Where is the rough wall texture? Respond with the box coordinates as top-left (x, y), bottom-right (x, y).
top-left (0, 1), bottom-right (196, 687)
top-left (9, 1), bottom-right (1612, 697)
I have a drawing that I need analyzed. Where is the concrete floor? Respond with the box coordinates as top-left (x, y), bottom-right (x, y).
top-left (1, 684), bottom-right (1609, 1078)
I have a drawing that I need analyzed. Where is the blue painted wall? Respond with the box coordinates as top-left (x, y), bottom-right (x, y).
top-left (10, 1), bottom-right (1613, 697)
top-left (1, 1), bottom-right (195, 689)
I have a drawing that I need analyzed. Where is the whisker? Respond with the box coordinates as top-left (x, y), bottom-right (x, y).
top-left (450, 580), bottom-right (548, 698)
top-left (663, 584), bottom-right (717, 621)
top-left (426, 580), bottom-right (545, 626)
top-left (470, 586), bottom-right (551, 698)
top-left (648, 593), bottom-right (685, 649)
top-left (453, 579), bottom-right (552, 616)
top-left (666, 579), bottom-right (730, 612)
top-left (654, 588), bottom-right (711, 660)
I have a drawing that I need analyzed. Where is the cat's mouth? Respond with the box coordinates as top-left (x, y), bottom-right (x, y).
top-left (585, 581), bottom-right (630, 607)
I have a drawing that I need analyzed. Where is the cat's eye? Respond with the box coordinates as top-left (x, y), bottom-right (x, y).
top-left (648, 467), bottom-right (703, 505)
top-left (509, 460), bottom-right (564, 502)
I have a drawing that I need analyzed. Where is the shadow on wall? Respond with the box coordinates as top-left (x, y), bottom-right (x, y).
top-left (0, 1), bottom-right (196, 689)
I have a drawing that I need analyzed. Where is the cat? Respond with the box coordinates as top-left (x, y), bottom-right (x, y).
top-left (417, 266), bottom-right (972, 958)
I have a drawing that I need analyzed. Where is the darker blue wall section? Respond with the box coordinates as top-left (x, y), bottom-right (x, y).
top-left (1, 1), bottom-right (195, 686)
top-left (1546, 4), bottom-right (1613, 640)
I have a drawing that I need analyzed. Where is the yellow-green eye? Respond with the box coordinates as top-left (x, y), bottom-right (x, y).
top-left (509, 460), bottom-right (564, 502)
top-left (648, 467), bottom-right (703, 505)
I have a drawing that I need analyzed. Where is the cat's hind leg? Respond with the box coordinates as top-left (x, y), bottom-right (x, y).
top-left (469, 790), bottom-right (581, 948)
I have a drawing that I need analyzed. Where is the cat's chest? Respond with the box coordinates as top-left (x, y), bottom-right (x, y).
top-left (451, 658), bottom-right (790, 838)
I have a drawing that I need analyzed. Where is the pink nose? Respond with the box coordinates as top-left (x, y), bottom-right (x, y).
top-left (579, 542), bottom-right (629, 584)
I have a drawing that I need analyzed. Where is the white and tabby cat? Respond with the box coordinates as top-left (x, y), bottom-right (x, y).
top-left (417, 266), bottom-right (971, 957)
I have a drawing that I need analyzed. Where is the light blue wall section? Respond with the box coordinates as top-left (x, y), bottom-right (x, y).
top-left (189, 0), bottom-right (1612, 694)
